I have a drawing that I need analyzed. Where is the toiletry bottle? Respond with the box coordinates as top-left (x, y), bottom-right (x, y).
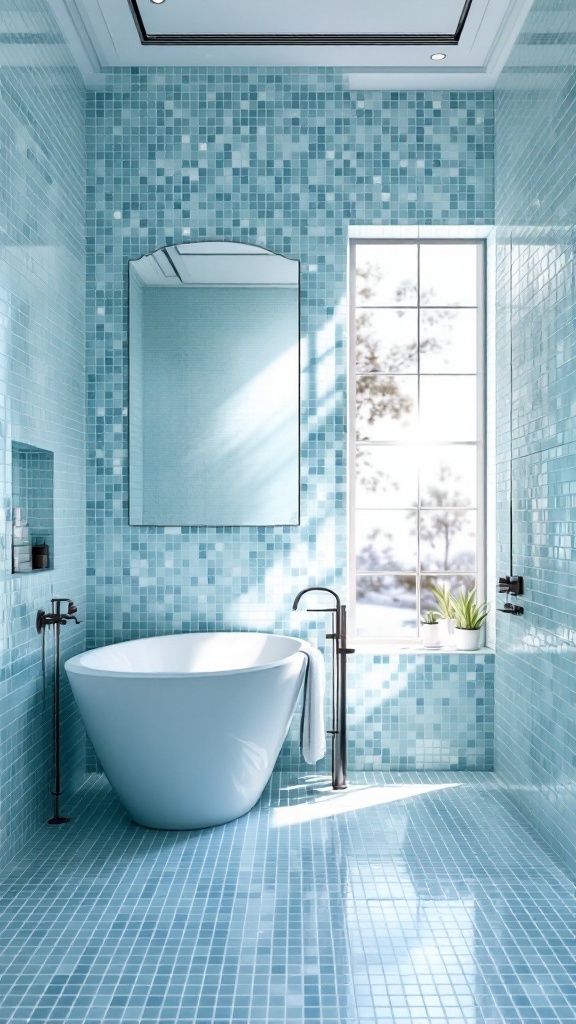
top-left (13, 508), bottom-right (33, 572)
top-left (32, 537), bottom-right (49, 570)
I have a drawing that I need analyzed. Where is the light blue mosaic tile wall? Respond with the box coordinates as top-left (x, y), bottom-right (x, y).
top-left (86, 72), bottom-right (494, 772)
top-left (277, 651), bottom-right (495, 771)
top-left (0, 0), bottom-right (86, 868)
top-left (495, 2), bottom-right (576, 875)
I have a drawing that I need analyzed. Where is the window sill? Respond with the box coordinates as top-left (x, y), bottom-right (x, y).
top-left (352, 641), bottom-right (495, 656)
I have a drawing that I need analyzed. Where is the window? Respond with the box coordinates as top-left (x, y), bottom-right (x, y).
top-left (350, 240), bottom-right (485, 641)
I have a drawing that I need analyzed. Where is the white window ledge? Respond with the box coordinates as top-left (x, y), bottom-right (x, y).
top-left (352, 641), bottom-right (495, 656)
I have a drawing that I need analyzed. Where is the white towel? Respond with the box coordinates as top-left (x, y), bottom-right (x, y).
top-left (300, 642), bottom-right (326, 764)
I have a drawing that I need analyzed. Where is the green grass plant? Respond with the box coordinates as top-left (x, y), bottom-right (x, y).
top-left (451, 587), bottom-right (489, 630)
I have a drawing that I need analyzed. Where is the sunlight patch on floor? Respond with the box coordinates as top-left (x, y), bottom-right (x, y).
top-left (270, 781), bottom-right (461, 827)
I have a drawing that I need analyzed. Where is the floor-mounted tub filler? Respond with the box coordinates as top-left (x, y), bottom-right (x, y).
top-left (65, 633), bottom-right (307, 829)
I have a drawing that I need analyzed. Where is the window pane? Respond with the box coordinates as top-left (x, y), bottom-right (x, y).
top-left (352, 241), bottom-right (483, 641)
top-left (356, 510), bottom-right (417, 571)
top-left (420, 245), bottom-right (478, 307)
top-left (356, 575), bottom-right (417, 638)
top-left (356, 375), bottom-right (418, 441)
top-left (420, 574), bottom-right (477, 616)
top-left (420, 511), bottom-right (476, 571)
top-left (419, 376), bottom-right (476, 442)
top-left (356, 309), bottom-right (418, 373)
top-left (420, 309), bottom-right (477, 374)
top-left (356, 447), bottom-right (418, 508)
top-left (420, 446), bottom-right (477, 507)
top-left (356, 244), bottom-right (417, 307)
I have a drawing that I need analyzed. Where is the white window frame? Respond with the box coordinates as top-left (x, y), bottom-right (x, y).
top-left (348, 229), bottom-right (488, 645)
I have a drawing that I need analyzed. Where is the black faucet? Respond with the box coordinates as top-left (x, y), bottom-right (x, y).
top-left (293, 586), bottom-right (354, 790)
top-left (293, 586), bottom-right (341, 615)
top-left (36, 599), bottom-right (81, 633)
top-left (36, 599), bottom-right (82, 825)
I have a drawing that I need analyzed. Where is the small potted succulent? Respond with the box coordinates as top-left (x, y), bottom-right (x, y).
top-left (430, 582), bottom-right (457, 648)
top-left (420, 610), bottom-right (441, 649)
top-left (451, 587), bottom-right (489, 651)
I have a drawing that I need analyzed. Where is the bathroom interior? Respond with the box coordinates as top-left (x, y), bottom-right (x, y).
top-left (0, 0), bottom-right (574, 1020)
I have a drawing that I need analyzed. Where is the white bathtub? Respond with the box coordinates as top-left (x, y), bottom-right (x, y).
top-left (65, 633), bottom-right (307, 830)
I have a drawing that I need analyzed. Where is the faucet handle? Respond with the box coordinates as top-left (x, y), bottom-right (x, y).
top-left (50, 598), bottom-right (78, 615)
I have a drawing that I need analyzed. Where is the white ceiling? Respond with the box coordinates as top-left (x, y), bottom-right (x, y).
top-left (47, 0), bottom-right (534, 87)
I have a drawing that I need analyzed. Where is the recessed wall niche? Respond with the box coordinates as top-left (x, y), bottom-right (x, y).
top-left (11, 442), bottom-right (54, 574)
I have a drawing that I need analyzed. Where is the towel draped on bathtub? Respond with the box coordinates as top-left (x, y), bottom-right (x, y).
top-left (299, 642), bottom-right (326, 764)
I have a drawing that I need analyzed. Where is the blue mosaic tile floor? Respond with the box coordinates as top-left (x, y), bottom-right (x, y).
top-left (0, 772), bottom-right (574, 1023)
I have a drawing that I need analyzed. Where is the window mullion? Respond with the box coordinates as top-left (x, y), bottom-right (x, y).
top-left (416, 242), bottom-right (421, 636)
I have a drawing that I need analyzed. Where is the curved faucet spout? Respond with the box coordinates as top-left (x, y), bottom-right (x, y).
top-left (292, 586), bottom-right (341, 612)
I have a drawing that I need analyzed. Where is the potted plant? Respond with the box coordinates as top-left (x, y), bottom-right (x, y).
top-left (421, 610), bottom-right (441, 648)
top-left (430, 582), bottom-right (457, 648)
top-left (451, 587), bottom-right (489, 651)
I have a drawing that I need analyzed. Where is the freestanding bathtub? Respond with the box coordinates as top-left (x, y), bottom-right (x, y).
top-left (65, 633), bottom-right (308, 830)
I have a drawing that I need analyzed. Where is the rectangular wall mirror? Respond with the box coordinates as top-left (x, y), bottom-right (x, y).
top-left (129, 242), bottom-right (300, 526)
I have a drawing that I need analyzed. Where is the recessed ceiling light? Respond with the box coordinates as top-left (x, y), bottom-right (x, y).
top-left (430, 52), bottom-right (446, 61)
top-left (150, 0), bottom-right (166, 4)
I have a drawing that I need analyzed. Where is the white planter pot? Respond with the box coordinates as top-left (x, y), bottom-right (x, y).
top-left (421, 622), bottom-right (441, 649)
top-left (454, 627), bottom-right (482, 651)
top-left (439, 617), bottom-right (457, 649)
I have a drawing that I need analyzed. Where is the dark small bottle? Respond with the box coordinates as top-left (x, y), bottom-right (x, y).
top-left (32, 541), bottom-right (49, 570)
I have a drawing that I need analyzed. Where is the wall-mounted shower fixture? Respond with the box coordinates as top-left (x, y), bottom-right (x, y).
top-left (498, 575), bottom-right (524, 597)
top-left (499, 602), bottom-right (524, 616)
top-left (498, 575), bottom-right (524, 614)
top-left (502, 248), bottom-right (524, 618)
top-left (36, 599), bottom-right (81, 824)
top-left (292, 587), bottom-right (354, 790)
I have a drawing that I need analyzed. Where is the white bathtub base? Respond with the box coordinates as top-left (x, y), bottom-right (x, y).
top-left (66, 633), bottom-right (308, 830)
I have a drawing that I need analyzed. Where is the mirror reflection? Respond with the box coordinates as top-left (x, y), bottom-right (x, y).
top-left (129, 242), bottom-right (300, 526)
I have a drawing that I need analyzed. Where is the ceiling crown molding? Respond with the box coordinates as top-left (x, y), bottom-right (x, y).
top-left (46, 0), bottom-right (534, 88)
top-left (347, 0), bottom-right (533, 90)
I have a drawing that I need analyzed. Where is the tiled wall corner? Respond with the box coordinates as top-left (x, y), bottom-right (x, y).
top-left (86, 72), bottom-right (494, 772)
top-left (495, 3), bottom-right (576, 876)
top-left (0, 0), bottom-right (86, 868)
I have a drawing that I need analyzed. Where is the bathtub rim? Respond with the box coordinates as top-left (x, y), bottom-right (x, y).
top-left (65, 631), bottom-right (309, 679)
